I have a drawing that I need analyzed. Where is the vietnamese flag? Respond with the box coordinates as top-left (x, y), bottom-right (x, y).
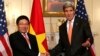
top-left (29, 0), bottom-right (48, 53)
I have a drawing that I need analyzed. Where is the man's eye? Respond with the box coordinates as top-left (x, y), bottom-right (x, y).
top-left (65, 10), bottom-right (68, 12)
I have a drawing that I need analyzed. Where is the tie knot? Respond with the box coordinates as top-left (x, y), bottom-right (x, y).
top-left (22, 33), bottom-right (27, 38)
top-left (69, 21), bottom-right (72, 27)
top-left (69, 21), bottom-right (71, 24)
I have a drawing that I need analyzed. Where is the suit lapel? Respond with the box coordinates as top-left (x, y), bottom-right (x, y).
top-left (27, 33), bottom-right (32, 48)
top-left (25, 33), bottom-right (32, 49)
top-left (71, 18), bottom-right (79, 45)
top-left (63, 21), bottom-right (71, 46)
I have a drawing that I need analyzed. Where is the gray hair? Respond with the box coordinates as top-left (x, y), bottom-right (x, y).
top-left (63, 1), bottom-right (75, 11)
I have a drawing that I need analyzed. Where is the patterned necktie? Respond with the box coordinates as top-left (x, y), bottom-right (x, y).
top-left (68, 21), bottom-right (73, 44)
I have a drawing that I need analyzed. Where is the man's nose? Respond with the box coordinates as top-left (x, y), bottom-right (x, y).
top-left (68, 11), bottom-right (71, 14)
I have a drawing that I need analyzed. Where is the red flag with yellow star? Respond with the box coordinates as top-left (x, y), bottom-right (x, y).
top-left (29, 0), bottom-right (48, 53)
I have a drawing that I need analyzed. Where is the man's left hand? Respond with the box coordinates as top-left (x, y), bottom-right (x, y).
top-left (82, 40), bottom-right (91, 47)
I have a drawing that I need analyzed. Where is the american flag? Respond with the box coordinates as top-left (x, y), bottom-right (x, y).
top-left (0, 0), bottom-right (12, 56)
top-left (75, 0), bottom-right (95, 56)
top-left (75, 0), bottom-right (88, 20)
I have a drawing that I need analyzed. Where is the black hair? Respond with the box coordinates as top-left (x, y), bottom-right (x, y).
top-left (16, 15), bottom-right (30, 25)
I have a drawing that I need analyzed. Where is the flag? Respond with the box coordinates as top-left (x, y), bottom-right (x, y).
top-left (75, 0), bottom-right (88, 20)
top-left (29, 0), bottom-right (48, 53)
top-left (0, 0), bottom-right (12, 56)
top-left (75, 0), bottom-right (95, 56)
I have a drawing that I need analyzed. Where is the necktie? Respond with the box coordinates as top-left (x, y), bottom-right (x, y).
top-left (68, 21), bottom-right (73, 44)
top-left (23, 33), bottom-right (31, 48)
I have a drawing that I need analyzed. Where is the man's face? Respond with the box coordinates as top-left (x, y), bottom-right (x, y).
top-left (64, 7), bottom-right (75, 21)
top-left (17, 19), bottom-right (29, 33)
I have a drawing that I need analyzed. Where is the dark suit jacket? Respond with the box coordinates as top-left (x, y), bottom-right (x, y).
top-left (9, 31), bottom-right (39, 56)
top-left (50, 17), bottom-right (93, 56)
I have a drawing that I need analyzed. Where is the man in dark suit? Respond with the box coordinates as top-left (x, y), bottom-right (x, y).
top-left (49, 1), bottom-right (93, 56)
top-left (9, 15), bottom-right (39, 56)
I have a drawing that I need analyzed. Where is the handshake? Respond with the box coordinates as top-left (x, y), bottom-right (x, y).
top-left (40, 52), bottom-right (50, 56)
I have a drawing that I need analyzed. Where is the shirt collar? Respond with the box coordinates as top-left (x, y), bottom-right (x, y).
top-left (67, 16), bottom-right (75, 23)
top-left (21, 32), bottom-right (28, 37)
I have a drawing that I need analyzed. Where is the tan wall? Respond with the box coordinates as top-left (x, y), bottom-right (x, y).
top-left (92, 0), bottom-right (100, 56)
top-left (4, 0), bottom-right (100, 56)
